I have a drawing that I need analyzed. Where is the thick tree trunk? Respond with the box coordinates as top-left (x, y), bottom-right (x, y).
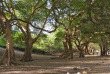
top-left (59, 40), bottom-right (69, 58)
top-left (100, 47), bottom-right (106, 56)
top-left (59, 30), bottom-right (73, 59)
top-left (100, 46), bottom-right (107, 56)
top-left (74, 39), bottom-right (85, 58)
top-left (20, 23), bottom-right (33, 62)
top-left (68, 34), bottom-right (73, 59)
top-left (100, 38), bottom-right (108, 56)
top-left (0, 22), bottom-right (16, 66)
top-left (21, 40), bottom-right (33, 62)
top-left (63, 40), bottom-right (68, 52)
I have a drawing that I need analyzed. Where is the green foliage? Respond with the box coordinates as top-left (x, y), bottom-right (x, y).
top-left (0, 35), bottom-right (6, 46)
top-left (12, 31), bottom-right (25, 47)
top-left (89, 43), bottom-right (100, 50)
top-left (33, 30), bottom-right (64, 52)
top-left (14, 0), bottom-right (49, 21)
top-left (55, 28), bottom-right (65, 42)
top-left (14, 1), bottom-right (33, 19)
top-left (0, 31), bottom-right (25, 48)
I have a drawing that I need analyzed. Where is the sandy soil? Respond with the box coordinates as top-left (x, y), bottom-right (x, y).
top-left (0, 47), bottom-right (110, 74)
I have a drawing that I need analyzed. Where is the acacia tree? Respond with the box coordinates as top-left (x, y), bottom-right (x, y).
top-left (11, 0), bottom-right (56, 61)
top-left (87, 0), bottom-right (110, 56)
top-left (51, 0), bottom-right (96, 59)
top-left (0, 0), bottom-right (16, 65)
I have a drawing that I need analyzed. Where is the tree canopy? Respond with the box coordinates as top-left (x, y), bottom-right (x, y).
top-left (0, 0), bottom-right (110, 66)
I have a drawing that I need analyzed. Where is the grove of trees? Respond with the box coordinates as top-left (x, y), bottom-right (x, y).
top-left (0, 0), bottom-right (110, 66)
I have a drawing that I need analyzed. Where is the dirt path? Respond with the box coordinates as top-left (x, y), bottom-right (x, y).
top-left (0, 47), bottom-right (110, 74)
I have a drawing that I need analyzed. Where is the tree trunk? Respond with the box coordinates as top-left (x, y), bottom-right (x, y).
top-left (59, 40), bottom-right (69, 58)
top-left (0, 22), bottom-right (16, 66)
top-left (78, 46), bottom-right (85, 58)
top-left (21, 40), bottom-right (33, 62)
top-left (20, 23), bottom-right (33, 62)
top-left (68, 34), bottom-right (73, 59)
top-left (85, 44), bottom-right (88, 54)
top-left (99, 43), bottom-right (103, 56)
top-left (59, 30), bottom-right (73, 59)
top-left (100, 38), bottom-right (108, 56)
top-left (79, 49), bottom-right (85, 58)
top-left (100, 45), bottom-right (107, 56)
top-left (74, 38), bottom-right (85, 58)
top-left (63, 40), bottom-right (68, 52)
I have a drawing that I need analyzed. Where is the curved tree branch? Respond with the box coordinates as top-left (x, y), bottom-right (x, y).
top-left (30, 23), bottom-right (57, 33)
top-left (32, 11), bottom-right (51, 43)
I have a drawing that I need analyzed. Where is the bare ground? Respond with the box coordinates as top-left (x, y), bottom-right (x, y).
top-left (0, 47), bottom-right (110, 74)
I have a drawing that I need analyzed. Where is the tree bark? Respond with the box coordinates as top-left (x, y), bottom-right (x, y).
top-left (85, 44), bottom-right (89, 54)
top-left (100, 37), bottom-right (108, 56)
top-left (77, 46), bottom-right (85, 58)
top-left (83, 43), bottom-right (90, 55)
top-left (79, 48), bottom-right (85, 58)
top-left (100, 44), bottom-right (108, 56)
top-left (74, 37), bottom-right (85, 58)
top-left (59, 40), bottom-right (69, 58)
top-left (21, 38), bottom-right (33, 62)
top-left (0, 22), bottom-right (16, 66)
top-left (59, 30), bottom-right (73, 59)
top-left (68, 33), bottom-right (73, 59)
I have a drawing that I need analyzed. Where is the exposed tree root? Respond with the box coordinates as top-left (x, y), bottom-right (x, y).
top-left (59, 51), bottom-right (73, 59)
top-left (20, 55), bottom-right (33, 62)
